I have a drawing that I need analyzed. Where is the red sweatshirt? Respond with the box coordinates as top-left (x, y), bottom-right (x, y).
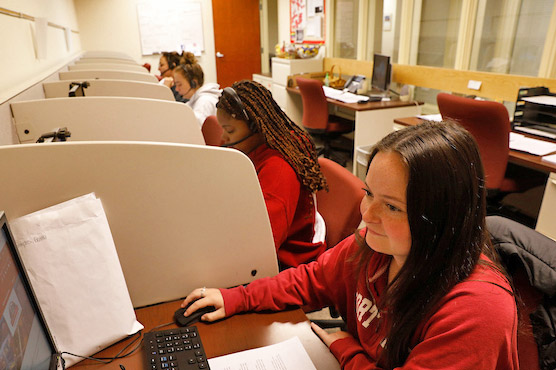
top-left (248, 144), bottom-right (326, 269)
top-left (221, 232), bottom-right (519, 369)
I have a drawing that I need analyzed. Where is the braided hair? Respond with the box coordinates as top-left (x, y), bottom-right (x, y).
top-left (218, 80), bottom-right (327, 193)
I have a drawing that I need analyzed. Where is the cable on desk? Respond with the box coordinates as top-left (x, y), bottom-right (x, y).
top-left (56, 321), bottom-right (175, 368)
top-left (58, 330), bottom-right (143, 369)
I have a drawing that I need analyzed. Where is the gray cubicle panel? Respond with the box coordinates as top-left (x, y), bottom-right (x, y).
top-left (59, 70), bottom-right (158, 83)
top-left (43, 80), bottom-right (174, 101)
top-left (0, 142), bottom-right (279, 307)
top-left (11, 97), bottom-right (203, 144)
top-left (68, 63), bottom-right (148, 73)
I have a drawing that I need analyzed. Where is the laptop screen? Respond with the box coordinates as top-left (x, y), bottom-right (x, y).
top-left (0, 212), bottom-right (58, 369)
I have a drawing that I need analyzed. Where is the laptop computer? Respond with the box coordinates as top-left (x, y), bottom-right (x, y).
top-left (0, 211), bottom-right (61, 370)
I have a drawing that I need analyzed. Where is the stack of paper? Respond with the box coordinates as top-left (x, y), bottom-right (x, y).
top-left (509, 133), bottom-right (556, 156)
top-left (323, 86), bottom-right (370, 104)
top-left (542, 153), bottom-right (556, 165)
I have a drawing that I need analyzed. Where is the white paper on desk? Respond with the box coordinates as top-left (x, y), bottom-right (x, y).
top-left (510, 136), bottom-right (556, 156)
top-left (207, 336), bottom-right (317, 370)
top-left (542, 153), bottom-right (556, 165)
top-left (417, 113), bottom-right (442, 122)
top-left (9, 194), bottom-right (144, 367)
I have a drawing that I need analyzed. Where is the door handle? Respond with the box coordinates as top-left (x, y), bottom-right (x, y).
top-left (216, 52), bottom-right (224, 58)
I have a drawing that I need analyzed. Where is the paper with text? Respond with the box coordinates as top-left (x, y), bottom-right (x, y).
top-left (207, 336), bottom-right (317, 370)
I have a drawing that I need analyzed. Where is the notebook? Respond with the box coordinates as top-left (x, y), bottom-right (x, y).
top-left (0, 211), bottom-right (60, 370)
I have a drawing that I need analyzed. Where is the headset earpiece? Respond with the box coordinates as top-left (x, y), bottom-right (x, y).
top-left (190, 80), bottom-right (197, 89)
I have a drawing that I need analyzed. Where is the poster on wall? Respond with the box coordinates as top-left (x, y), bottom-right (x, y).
top-left (290, 0), bottom-right (325, 44)
top-left (137, 0), bottom-right (204, 55)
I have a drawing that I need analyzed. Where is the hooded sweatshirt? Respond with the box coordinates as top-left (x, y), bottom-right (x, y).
top-left (186, 82), bottom-right (221, 127)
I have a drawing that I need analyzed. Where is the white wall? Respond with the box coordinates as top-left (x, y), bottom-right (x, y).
top-left (0, 0), bottom-right (82, 144)
top-left (74, 0), bottom-right (217, 83)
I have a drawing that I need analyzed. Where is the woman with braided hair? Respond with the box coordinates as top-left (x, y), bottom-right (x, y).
top-left (216, 80), bottom-right (328, 269)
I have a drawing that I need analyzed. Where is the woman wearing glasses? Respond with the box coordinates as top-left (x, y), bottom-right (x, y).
top-left (216, 80), bottom-right (328, 270)
top-left (173, 52), bottom-right (221, 127)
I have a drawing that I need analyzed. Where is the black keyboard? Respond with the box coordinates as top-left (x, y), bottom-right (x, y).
top-left (144, 326), bottom-right (210, 369)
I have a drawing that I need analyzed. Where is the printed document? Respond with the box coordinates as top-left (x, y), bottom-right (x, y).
top-left (207, 336), bottom-right (317, 370)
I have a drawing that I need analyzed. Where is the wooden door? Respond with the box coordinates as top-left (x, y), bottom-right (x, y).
top-left (212, 0), bottom-right (261, 88)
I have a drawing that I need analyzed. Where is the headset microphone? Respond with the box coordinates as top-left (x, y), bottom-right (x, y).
top-left (159, 68), bottom-right (169, 76)
top-left (221, 132), bottom-right (256, 147)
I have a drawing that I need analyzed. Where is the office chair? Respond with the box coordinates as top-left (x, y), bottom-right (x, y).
top-left (296, 77), bottom-right (354, 166)
top-left (436, 93), bottom-right (545, 204)
top-left (487, 215), bottom-right (556, 370)
top-left (316, 158), bottom-right (366, 248)
top-left (202, 115), bottom-right (224, 146)
top-left (310, 158), bottom-right (366, 329)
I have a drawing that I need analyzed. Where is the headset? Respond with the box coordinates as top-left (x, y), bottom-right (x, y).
top-left (159, 53), bottom-right (178, 76)
top-left (218, 87), bottom-right (257, 147)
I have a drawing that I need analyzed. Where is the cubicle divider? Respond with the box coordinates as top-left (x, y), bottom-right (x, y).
top-left (60, 70), bottom-right (158, 83)
top-left (11, 97), bottom-right (203, 144)
top-left (43, 80), bottom-right (174, 101)
top-left (76, 58), bottom-right (138, 65)
top-left (68, 63), bottom-right (148, 73)
top-left (0, 141), bottom-right (279, 307)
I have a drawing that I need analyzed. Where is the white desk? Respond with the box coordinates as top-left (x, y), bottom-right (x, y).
top-left (287, 86), bottom-right (422, 174)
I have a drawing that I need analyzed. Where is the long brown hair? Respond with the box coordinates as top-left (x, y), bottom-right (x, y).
top-left (355, 121), bottom-right (510, 368)
top-left (217, 80), bottom-right (327, 193)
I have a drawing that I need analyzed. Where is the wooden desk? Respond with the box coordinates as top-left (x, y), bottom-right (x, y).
top-left (393, 117), bottom-right (556, 174)
top-left (72, 300), bottom-right (340, 370)
top-left (287, 87), bottom-right (422, 174)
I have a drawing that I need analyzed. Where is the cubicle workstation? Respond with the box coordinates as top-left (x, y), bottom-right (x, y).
top-left (11, 97), bottom-right (203, 144)
top-left (68, 63), bottom-right (149, 73)
top-left (43, 80), bottom-right (174, 101)
top-left (59, 70), bottom-right (158, 83)
top-left (80, 50), bottom-right (136, 61)
top-left (0, 141), bottom-right (279, 308)
top-left (75, 58), bottom-right (139, 65)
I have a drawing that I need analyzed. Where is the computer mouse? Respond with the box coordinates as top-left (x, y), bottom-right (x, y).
top-left (174, 303), bottom-right (216, 327)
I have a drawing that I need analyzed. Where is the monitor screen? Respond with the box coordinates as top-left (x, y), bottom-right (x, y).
top-left (371, 54), bottom-right (391, 92)
top-left (0, 214), bottom-right (57, 369)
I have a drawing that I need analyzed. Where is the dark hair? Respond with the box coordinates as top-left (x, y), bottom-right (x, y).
top-left (217, 80), bottom-right (327, 193)
top-left (174, 53), bottom-right (204, 88)
top-left (355, 121), bottom-right (505, 368)
top-left (162, 52), bottom-right (181, 70)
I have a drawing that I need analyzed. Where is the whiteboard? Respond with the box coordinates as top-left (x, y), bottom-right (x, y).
top-left (137, 0), bottom-right (205, 55)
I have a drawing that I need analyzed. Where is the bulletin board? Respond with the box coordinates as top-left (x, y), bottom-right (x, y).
top-left (136, 0), bottom-right (204, 55)
top-left (290, 0), bottom-right (325, 44)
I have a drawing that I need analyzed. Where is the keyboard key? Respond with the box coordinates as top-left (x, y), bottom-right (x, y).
top-left (144, 326), bottom-right (210, 369)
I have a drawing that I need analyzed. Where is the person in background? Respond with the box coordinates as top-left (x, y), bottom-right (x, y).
top-left (173, 52), bottom-right (220, 127)
top-left (157, 51), bottom-right (187, 103)
top-left (215, 80), bottom-right (328, 270)
top-left (180, 121), bottom-right (519, 369)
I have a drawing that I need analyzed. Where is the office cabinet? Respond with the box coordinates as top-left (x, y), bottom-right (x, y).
top-left (536, 172), bottom-right (556, 240)
top-left (252, 73), bottom-right (273, 91)
top-left (271, 57), bottom-right (322, 112)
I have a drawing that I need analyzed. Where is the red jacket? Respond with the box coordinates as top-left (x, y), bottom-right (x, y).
top-left (248, 144), bottom-right (326, 269)
top-left (221, 232), bottom-right (519, 369)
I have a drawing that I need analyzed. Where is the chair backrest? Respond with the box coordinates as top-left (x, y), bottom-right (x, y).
top-left (316, 158), bottom-right (366, 247)
top-left (202, 115), bottom-right (224, 146)
top-left (437, 93), bottom-right (510, 190)
top-left (296, 77), bottom-right (329, 131)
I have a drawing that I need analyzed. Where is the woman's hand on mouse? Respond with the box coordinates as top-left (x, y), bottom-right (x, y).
top-left (181, 287), bottom-right (226, 322)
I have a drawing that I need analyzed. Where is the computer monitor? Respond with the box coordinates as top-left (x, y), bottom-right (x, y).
top-left (371, 54), bottom-right (391, 93)
top-left (0, 211), bottom-right (60, 369)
